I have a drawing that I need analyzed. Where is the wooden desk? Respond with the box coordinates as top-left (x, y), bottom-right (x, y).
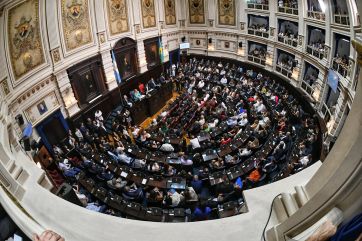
top-left (227, 165), bottom-right (244, 180)
top-left (209, 171), bottom-right (228, 186)
top-left (130, 82), bottom-right (173, 125)
top-left (218, 145), bottom-right (233, 157)
top-left (130, 98), bottom-right (148, 125)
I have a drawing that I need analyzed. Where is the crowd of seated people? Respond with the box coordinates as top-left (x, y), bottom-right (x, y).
top-left (249, 48), bottom-right (267, 60)
top-left (51, 57), bottom-right (320, 222)
top-left (278, 28), bottom-right (298, 45)
top-left (333, 54), bottom-right (349, 70)
top-left (277, 56), bottom-right (294, 71)
top-left (308, 39), bottom-right (325, 53)
top-left (247, 0), bottom-right (268, 5)
top-left (249, 23), bottom-right (269, 32)
top-left (304, 72), bottom-right (318, 87)
top-left (127, 75), bottom-right (168, 103)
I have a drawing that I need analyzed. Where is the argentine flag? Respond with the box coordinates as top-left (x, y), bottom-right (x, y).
top-left (111, 49), bottom-right (122, 84)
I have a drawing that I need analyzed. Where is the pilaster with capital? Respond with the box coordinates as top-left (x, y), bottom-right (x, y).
top-left (101, 49), bottom-right (118, 91)
top-left (137, 40), bottom-right (148, 73)
top-left (54, 70), bottom-right (80, 118)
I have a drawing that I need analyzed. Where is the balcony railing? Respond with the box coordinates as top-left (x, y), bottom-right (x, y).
top-left (320, 102), bottom-right (332, 123)
top-left (307, 11), bottom-right (326, 21)
top-left (278, 6), bottom-right (298, 15)
top-left (334, 14), bottom-right (350, 26)
top-left (332, 58), bottom-right (350, 78)
top-left (277, 35), bottom-right (298, 47)
top-left (247, 3), bottom-right (269, 10)
top-left (301, 81), bottom-right (314, 97)
top-left (248, 55), bottom-right (266, 66)
top-left (306, 45), bottom-right (326, 59)
top-left (276, 64), bottom-right (293, 78)
top-left (248, 28), bottom-right (269, 38)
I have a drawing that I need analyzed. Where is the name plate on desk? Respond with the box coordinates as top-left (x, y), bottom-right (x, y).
top-left (142, 179), bottom-right (148, 185)
top-left (120, 172), bottom-right (128, 178)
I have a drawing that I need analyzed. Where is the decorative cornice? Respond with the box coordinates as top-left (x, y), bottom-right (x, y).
top-left (13, 77), bottom-right (54, 106)
top-left (352, 39), bottom-right (362, 66)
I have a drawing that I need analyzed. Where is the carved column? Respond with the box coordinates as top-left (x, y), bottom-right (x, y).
top-left (137, 40), bottom-right (148, 74)
top-left (100, 49), bottom-right (118, 91)
top-left (54, 70), bottom-right (80, 118)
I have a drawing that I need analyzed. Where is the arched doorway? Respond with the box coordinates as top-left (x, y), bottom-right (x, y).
top-left (113, 37), bottom-right (138, 81)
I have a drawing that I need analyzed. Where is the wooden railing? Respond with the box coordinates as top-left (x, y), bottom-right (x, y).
top-left (247, 2), bottom-right (269, 10)
top-left (306, 45), bottom-right (326, 60)
top-left (248, 55), bottom-right (266, 66)
top-left (276, 64), bottom-right (293, 78)
top-left (278, 35), bottom-right (298, 47)
top-left (248, 28), bottom-right (269, 38)
top-left (307, 11), bottom-right (326, 21)
top-left (278, 6), bottom-right (298, 15)
top-left (334, 14), bottom-right (350, 26)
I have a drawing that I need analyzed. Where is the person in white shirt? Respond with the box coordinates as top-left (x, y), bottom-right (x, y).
top-left (131, 127), bottom-right (140, 138)
top-left (166, 190), bottom-right (185, 207)
top-left (208, 119), bottom-right (219, 129)
top-left (238, 116), bottom-right (249, 127)
top-left (203, 93), bottom-right (210, 102)
top-left (197, 79), bottom-right (205, 89)
top-left (220, 102), bottom-right (227, 110)
top-left (117, 150), bottom-right (133, 164)
top-left (58, 159), bottom-right (71, 171)
top-left (95, 110), bottom-right (103, 122)
top-left (171, 64), bottom-right (176, 76)
top-left (159, 143), bottom-right (174, 152)
top-left (253, 99), bottom-right (262, 109)
top-left (257, 103), bottom-right (266, 113)
top-left (199, 115), bottom-right (206, 126)
top-left (299, 155), bottom-right (310, 166)
top-left (74, 128), bottom-right (83, 142)
top-left (278, 0), bottom-right (283, 7)
top-left (190, 138), bottom-right (201, 150)
top-left (259, 115), bottom-right (270, 128)
top-left (239, 148), bottom-right (252, 156)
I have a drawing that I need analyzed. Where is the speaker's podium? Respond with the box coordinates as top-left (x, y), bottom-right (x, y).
top-left (56, 183), bottom-right (83, 207)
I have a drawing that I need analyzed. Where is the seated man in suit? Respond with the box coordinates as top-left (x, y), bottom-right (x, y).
top-left (148, 77), bottom-right (160, 91)
top-left (122, 183), bottom-right (144, 201)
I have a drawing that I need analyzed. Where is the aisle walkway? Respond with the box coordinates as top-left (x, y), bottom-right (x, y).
top-left (140, 91), bottom-right (179, 129)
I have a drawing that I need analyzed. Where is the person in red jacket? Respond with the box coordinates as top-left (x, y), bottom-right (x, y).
top-left (220, 134), bottom-right (232, 145)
